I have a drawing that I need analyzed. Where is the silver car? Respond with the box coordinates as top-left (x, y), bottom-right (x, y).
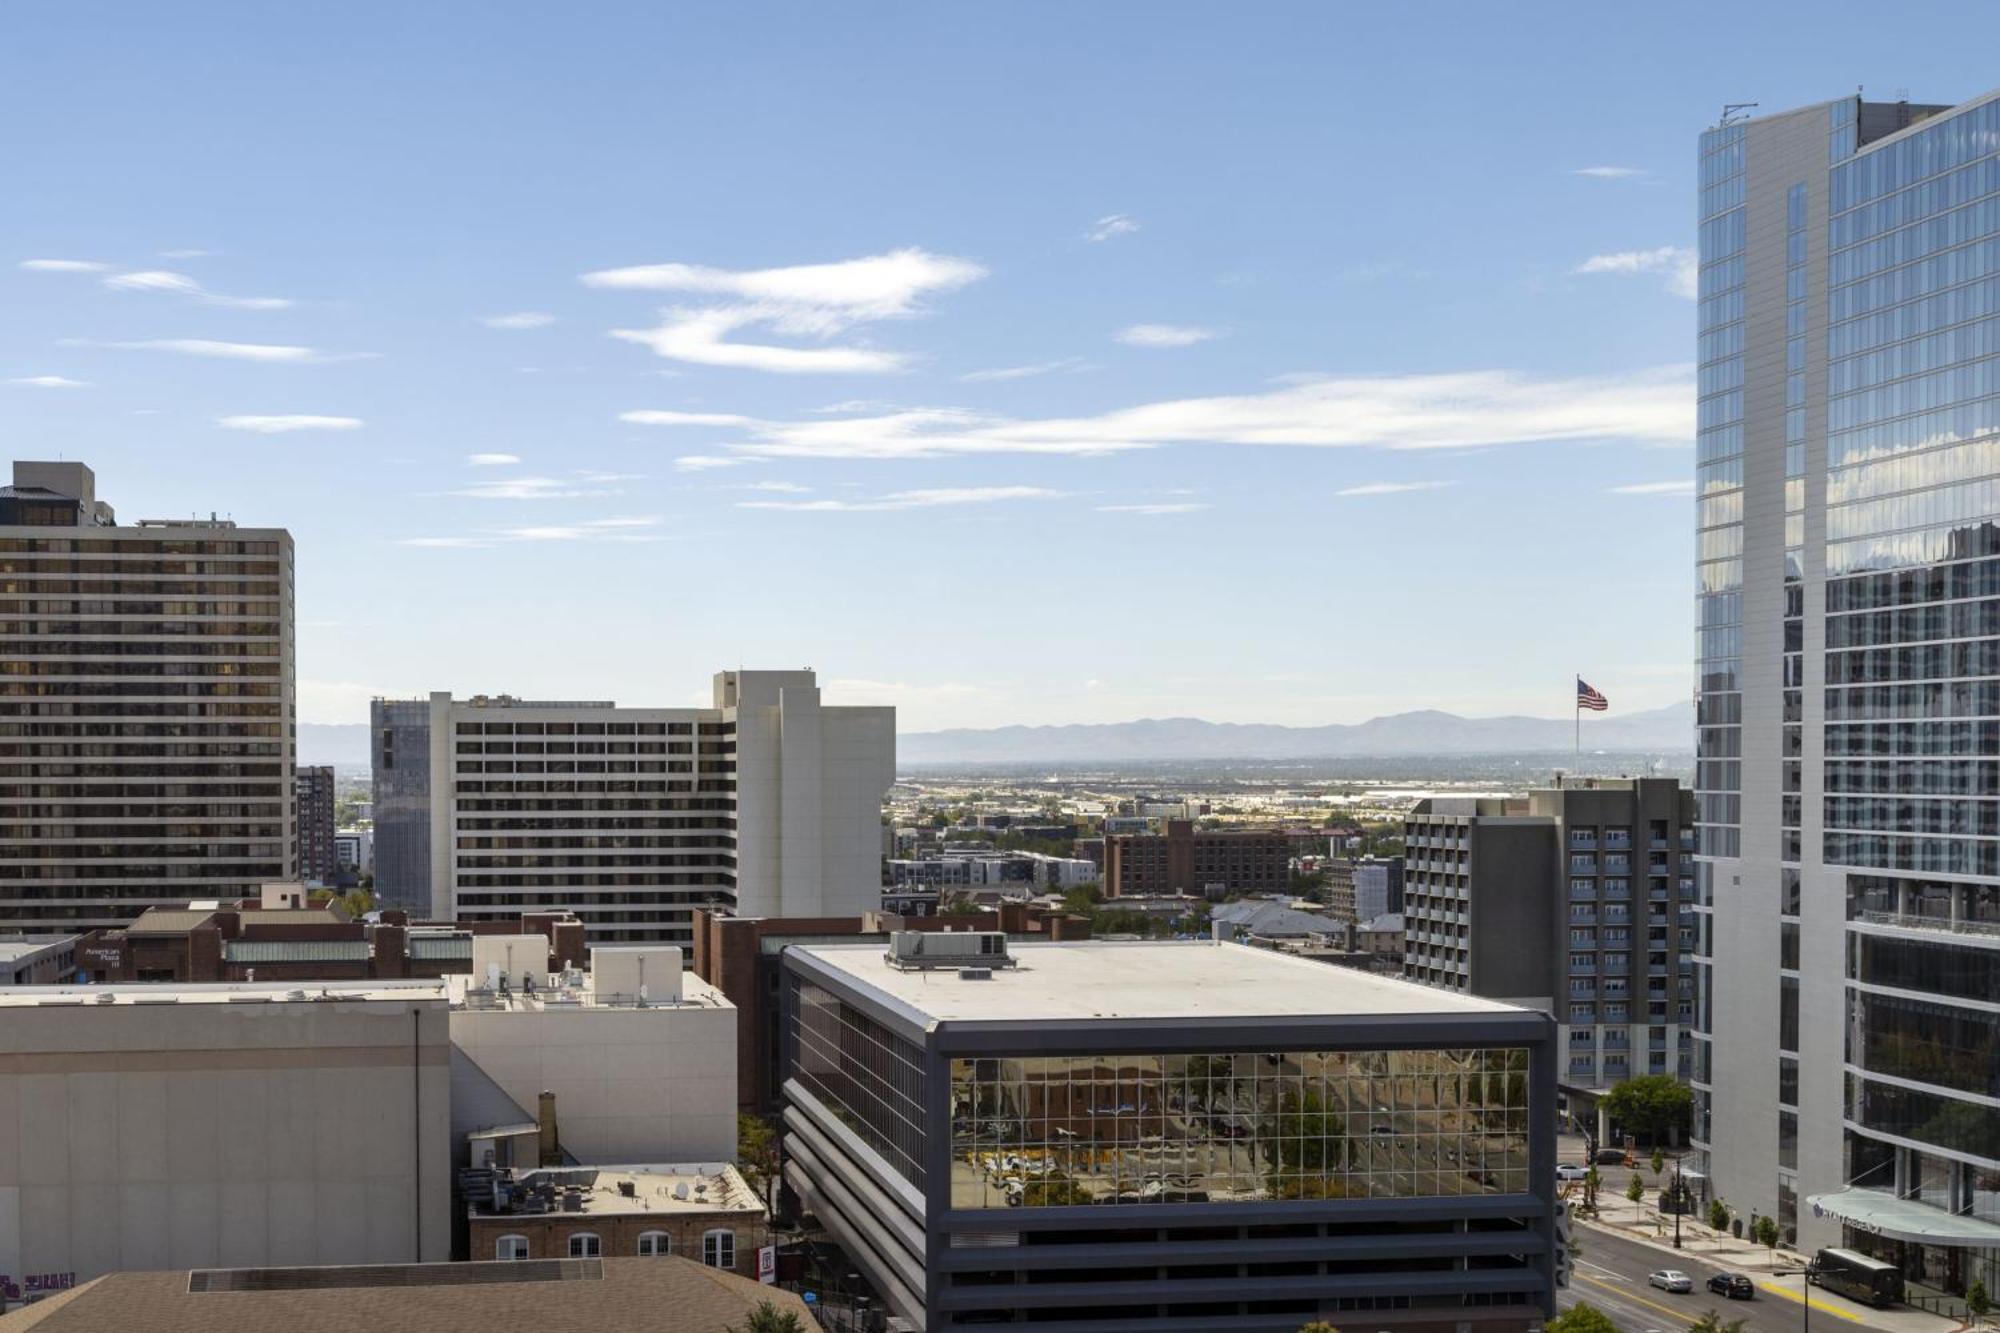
top-left (1648, 1269), bottom-right (1693, 1293)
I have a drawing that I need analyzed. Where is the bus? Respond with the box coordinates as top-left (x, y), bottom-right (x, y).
top-left (1810, 1248), bottom-right (1904, 1307)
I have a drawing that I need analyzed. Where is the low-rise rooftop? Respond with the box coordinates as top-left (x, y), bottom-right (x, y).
top-left (0, 979), bottom-right (448, 1009)
top-left (445, 971), bottom-right (730, 1013)
top-left (467, 1164), bottom-right (759, 1219)
top-left (793, 938), bottom-right (1529, 1027)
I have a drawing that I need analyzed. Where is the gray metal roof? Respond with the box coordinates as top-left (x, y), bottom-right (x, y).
top-left (125, 909), bottom-right (218, 934)
top-left (408, 935), bottom-right (474, 959)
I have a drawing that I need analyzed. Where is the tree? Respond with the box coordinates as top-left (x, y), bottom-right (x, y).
top-left (1752, 1212), bottom-right (1781, 1261)
top-left (737, 1113), bottom-right (780, 1204)
top-left (1600, 1075), bottom-right (1693, 1144)
top-left (1687, 1313), bottom-right (1747, 1333)
top-left (1968, 1278), bottom-right (1991, 1321)
top-left (728, 1301), bottom-right (806, 1333)
top-left (1297, 1323), bottom-right (1342, 1333)
top-left (1022, 1173), bottom-right (1094, 1207)
top-left (1625, 1174), bottom-right (1646, 1205)
top-left (1650, 1147), bottom-right (1666, 1179)
top-left (1707, 1197), bottom-right (1731, 1231)
top-left (1583, 1165), bottom-right (1601, 1211)
top-left (1545, 1304), bottom-right (1620, 1333)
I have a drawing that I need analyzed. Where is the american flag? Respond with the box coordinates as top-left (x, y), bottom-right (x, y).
top-left (1576, 677), bottom-right (1609, 712)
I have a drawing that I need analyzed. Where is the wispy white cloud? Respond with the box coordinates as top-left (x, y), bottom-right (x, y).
top-left (1095, 502), bottom-right (1210, 515)
top-left (218, 414), bottom-right (363, 433)
top-left (1574, 245), bottom-right (1698, 300)
top-left (69, 337), bottom-right (357, 363)
top-left (1115, 323), bottom-right (1220, 348)
top-left (584, 248), bottom-right (986, 374)
top-left (466, 452), bottom-right (522, 466)
top-left (19, 258), bottom-right (107, 273)
top-left (959, 357), bottom-right (1091, 383)
top-left (737, 480), bottom-right (811, 494)
top-left (453, 474), bottom-right (624, 500)
top-left (6, 375), bottom-right (90, 388)
top-left (1609, 479), bottom-right (1695, 495)
top-left (620, 366), bottom-right (1693, 461)
top-left (1085, 214), bottom-right (1141, 243)
top-left (1335, 481), bottom-right (1456, 497)
top-left (1573, 166), bottom-right (1649, 180)
top-left (740, 485), bottom-right (1062, 512)
top-left (158, 248), bottom-right (214, 259)
top-left (483, 311), bottom-right (556, 330)
top-left (102, 269), bottom-right (290, 309)
top-left (401, 516), bottom-right (662, 548)
top-left (674, 454), bottom-right (761, 472)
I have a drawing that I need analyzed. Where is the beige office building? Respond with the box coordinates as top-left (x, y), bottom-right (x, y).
top-left (0, 460), bottom-right (295, 935)
top-left (373, 670), bottom-right (893, 945)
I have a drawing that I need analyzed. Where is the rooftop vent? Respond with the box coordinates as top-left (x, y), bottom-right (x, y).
top-left (885, 930), bottom-right (1015, 971)
top-left (958, 967), bottom-right (993, 981)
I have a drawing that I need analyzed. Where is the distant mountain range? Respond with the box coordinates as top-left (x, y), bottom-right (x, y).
top-left (299, 701), bottom-right (1695, 769)
top-left (898, 701), bottom-right (1694, 765)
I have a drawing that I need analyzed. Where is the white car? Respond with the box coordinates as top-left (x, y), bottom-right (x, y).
top-left (1648, 1269), bottom-right (1694, 1293)
top-left (1555, 1164), bottom-right (1590, 1181)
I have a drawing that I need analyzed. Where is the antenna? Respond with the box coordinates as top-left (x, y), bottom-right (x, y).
top-left (1720, 102), bottom-right (1758, 127)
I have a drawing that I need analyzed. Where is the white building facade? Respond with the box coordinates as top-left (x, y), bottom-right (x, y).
top-left (372, 670), bottom-right (892, 946)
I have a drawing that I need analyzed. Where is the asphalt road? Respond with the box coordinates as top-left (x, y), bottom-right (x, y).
top-left (1562, 1226), bottom-right (1888, 1333)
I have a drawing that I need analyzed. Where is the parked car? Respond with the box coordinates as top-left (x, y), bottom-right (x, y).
top-left (1594, 1147), bottom-right (1631, 1165)
top-left (1706, 1272), bottom-right (1755, 1299)
top-left (1555, 1164), bottom-right (1590, 1181)
top-left (1648, 1269), bottom-right (1693, 1293)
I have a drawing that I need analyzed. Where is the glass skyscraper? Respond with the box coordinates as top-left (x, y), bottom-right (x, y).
top-left (1693, 90), bottom-right (2000, 1300)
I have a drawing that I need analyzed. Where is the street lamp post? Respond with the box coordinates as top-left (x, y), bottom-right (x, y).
top-left (1672, 1159), bottom-right (1683, 1249)
top-left (1775, 1264), bottom-right (1811, 1333)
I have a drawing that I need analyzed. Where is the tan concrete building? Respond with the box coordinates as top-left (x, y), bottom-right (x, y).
top-left (0, 980), bottom-right (451, 1293)
top-left (465, 1164), bottom-right (765, 1274)
top-left (0, 460), bottom-right (296, 935)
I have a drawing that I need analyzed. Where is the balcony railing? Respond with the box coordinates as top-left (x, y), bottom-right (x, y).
top-left (1852, 910), bottom-right (2000, 940)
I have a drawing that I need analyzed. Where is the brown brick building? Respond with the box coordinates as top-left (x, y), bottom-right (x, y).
top-left (464, 1165), bottom-right (766, 1273)
top-left (76, 900), bottom-right (587, 984)
top-left (1102, 820), bottom-right (1290, 897)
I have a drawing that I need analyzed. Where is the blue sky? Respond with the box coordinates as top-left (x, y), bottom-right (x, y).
top-left (5, 2), bottom-right (1996, 731)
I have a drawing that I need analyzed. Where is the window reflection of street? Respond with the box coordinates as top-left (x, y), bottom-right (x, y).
top-left (949, 1047), bottom-right (1530, 1209)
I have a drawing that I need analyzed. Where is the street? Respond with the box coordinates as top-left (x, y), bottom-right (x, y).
top-left (1562, 1225), bottom-right (1891, 1333)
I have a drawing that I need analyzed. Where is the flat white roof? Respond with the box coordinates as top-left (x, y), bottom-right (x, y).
top-left (443, 971), bottom-right (731, 1012)
top-left (794, 940), bottom-right (1531, 1027)
top-left (0, 979), bottom-right (448, 1008)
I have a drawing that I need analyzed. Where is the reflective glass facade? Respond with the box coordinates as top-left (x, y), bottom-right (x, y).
top-left (1699, 92), bottom-right (2000, 1303)
top-left (791, 977), bottom-right (928, 1190)
top-left (948, 1047), bottom-right (1530, 1209)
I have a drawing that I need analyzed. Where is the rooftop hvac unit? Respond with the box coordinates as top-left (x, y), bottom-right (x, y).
top-left (885, 931), bottom-right (1015, 971)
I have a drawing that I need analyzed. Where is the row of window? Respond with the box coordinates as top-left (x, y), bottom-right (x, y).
top-left (493, 1229), bottom-right (735, 1264)
top-left (1833, 149), bottom-right (2000, 251)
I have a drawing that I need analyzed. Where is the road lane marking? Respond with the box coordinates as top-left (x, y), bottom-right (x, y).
top-left (1756, 1280), bottom-right (1867, 1322)
top-left (1575, 1272), bottom-right (1701, 1322)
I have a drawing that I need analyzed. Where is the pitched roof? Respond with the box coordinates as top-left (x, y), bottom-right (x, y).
top-left (0, 1258), bottom-right (810, 1333)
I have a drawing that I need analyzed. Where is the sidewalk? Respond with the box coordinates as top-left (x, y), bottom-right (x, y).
top-left (1570, 1195), bottom-right (1964, 1333)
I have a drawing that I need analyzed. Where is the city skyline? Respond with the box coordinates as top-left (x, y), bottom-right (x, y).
top-left (6, 4), bottom-right (2000, 731)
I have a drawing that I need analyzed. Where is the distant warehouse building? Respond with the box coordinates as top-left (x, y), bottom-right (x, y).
top-left (1102, 820), bottom-right (1289, 897)
top-left (780, 936), bottom-right (1558, 1332)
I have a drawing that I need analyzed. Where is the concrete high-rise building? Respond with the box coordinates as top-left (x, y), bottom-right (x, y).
top-left (296, 765), bottom-right (337, 886)
top-left (371, 670), bottom-right (893, 945)
top-left (0, 461), bottom-right (295, 935)
top-left (1694, 91), bottom-right (2000, 1297)
top-left (1403, 779), bottom-right (1696, 1124)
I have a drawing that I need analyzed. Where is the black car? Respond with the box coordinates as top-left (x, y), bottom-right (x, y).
top-left (1706, 1272), bottom-right (1755, 1300)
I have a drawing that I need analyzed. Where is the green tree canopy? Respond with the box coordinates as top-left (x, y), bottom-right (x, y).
top-left (1601, 1074), bottom-right (1693, 1143)
top-left (728, 1301), bottom-right (806, 1333)
top-left (1687, 1312), bottom-right (1747, 1333)
top-left (1546, 1304), bottom-right (1620, 1333)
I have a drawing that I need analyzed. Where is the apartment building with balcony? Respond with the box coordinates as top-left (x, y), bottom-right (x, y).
top-left (0, 460), bottom-right (295, 936)
top-left (370, 670), bottom-right (893, 946)
top-left (1402, 779), bottom-right (1697, 1117)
